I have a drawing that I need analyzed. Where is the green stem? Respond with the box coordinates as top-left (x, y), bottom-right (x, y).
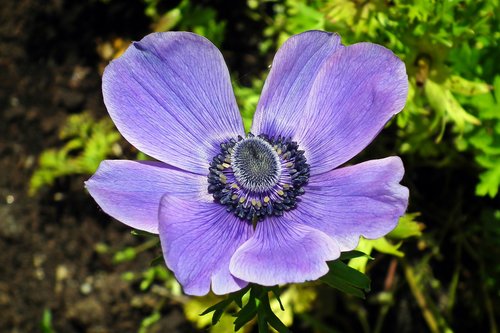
top-left (402, 260), bottom-right (452, 333)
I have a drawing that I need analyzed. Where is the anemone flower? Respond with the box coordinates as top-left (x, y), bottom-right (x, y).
top-left (86, 31), bottom-right (409, 296)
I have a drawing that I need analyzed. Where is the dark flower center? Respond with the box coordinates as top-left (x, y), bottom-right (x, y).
top-left (207, 134), bottom-right (310, 221)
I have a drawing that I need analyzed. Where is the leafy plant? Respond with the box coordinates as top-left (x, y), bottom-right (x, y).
top-left (29, 112), bottom-right (121, 195)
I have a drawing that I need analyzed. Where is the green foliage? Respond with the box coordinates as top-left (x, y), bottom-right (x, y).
top-left (349, 214), bottom-right (421, 273)
top-left (138, 311), bottom-right (161, 333)
top-left (388, 212), bottom-right (423, 240)
top-left (29, 112), bottom-right (121, 195)
top-left (233, 77), bottom-right (265, 132)
top-left (201, 285), bottom-right (291, 333)
top-left (145, 0), bottom-right (226, 46)
top-left (458, 75), bottom-right (500, 197)
top-left (199, 252), bottom-right (369, 332)
top-left (320, 251), bottom-right (371, 298)
top-left (40, 309), bottom-right (56, 333)
top-left (262, 0), bottom-right (499, 196)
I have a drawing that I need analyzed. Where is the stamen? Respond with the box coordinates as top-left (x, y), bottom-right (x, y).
top-left (208, 134), bottom-right (310, 221)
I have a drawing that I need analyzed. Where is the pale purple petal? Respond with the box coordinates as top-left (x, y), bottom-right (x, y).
top-left (159, 194), bottom-right (253, 296)
top-left (295, 43), bottom-right (408, 174)
top-left (103, 32), bottom-right (245, 175)
top-left (85, 160), bottom-right (206, 234)
top-left (251, 31), bottom-right (343, 138)
top-left (229, 217), bottom-right (340, 286)
top-left (290, 157), bottom-right (409, 251)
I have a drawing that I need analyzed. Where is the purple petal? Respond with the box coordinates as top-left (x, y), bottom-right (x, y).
top-left (295, 43), bottom-right (408, 174)
top-left (229, 217), bottom-right (340, 286)
top-left (103, 32), bottom-right (245, 175)
top-left (159, 195), bottom-right (253, 296)
top-left (85, 160), bottom-right (206, 234)
top-left (291, 157), bottom-right (409, 251)
top-left (251, 31), bottom-right (343, 138)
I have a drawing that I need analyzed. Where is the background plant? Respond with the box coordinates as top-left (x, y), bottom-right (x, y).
top-left (30, 0), bottom-right (499, 332)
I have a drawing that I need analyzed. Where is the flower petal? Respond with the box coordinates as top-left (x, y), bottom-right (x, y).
top-left (251, 31), bottom-right (343, 138)
top-left (103, 32), bottom-right (245, 175)
top-left (296, 43), bottom-right (408, 174)
top-left (229, 217), bottom-right (340, 286)
top-left (85, 160), bottom-right (206, 234)
top-left (159, 195), bottom-right (253, 296)
top-left (291, 157), bottom-right (409, 251)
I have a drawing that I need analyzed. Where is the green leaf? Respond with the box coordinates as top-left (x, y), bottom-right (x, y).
top-left (138, 311), bottom-right (161, 333)
top-left (444, 75), bottom-right (491, 96)
top-left (349, 238), bottom-right (375, 273)
top-left (330, 261), bottom-right (371, 291)
top-left (388, 213), bottom-right (423, 239)
top-left (339, 250), bottom-right (371, 261)
top-left (269, 286), bottom-right (284, 311)
top-left (29, 112), bottom-right (121, 195)
top-left (372, 237), bottom-right (404, 257)
top-left (321, 275), bottom-right (367, 299)
top-left (200, 297), bottom-right (233, 326)
top-left (476, 165), bottom-right (500, 197)
top-left (255, 288), bottom-right (290, 333)
top-left (40, 309), bottom-right (56, 333)
top-left (320, 261), bottom-right (371, 298)
top-left (266, 309), bottom-right (290, 333)
top-left (233, 296), bottom-right (258, 331)
top-left (425, 79), bottom-right (481, 131)
top-left (257, 312), bottom-right (270, 333)
top-left (199, 287), bottom-right (249, 327)
top-left (112, 247), bottom-right (136, 263)
top-left (131, 229), bottom-right (158, 238)
top-left (149, 255), bottom-right (164, 267)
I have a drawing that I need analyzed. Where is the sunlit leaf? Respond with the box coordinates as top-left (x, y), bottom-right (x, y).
top-left (388, 213), bottom-right (424, 240)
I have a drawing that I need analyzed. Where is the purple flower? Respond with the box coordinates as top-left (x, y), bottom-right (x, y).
top-left (86, 31), bottom-right (409, 296)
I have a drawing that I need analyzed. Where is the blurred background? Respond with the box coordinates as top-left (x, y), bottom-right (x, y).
top-left (1, 0), bottom-right (499, 332)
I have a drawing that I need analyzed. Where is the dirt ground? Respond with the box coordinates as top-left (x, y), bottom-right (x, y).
top-left (0, 1), bottom-right (200, 332)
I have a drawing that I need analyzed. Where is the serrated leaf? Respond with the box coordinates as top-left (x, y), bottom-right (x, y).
top-left (476, 165), bottom-right (500, 198)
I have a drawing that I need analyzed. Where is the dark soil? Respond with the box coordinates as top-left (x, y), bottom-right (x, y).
top-left (0, 1), bottom-right (198, 332)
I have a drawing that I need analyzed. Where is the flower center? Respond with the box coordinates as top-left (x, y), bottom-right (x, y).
top-left (231, 137), bottom-right (281, 192)
top-left (207, 134), bottom-right (310, 221)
